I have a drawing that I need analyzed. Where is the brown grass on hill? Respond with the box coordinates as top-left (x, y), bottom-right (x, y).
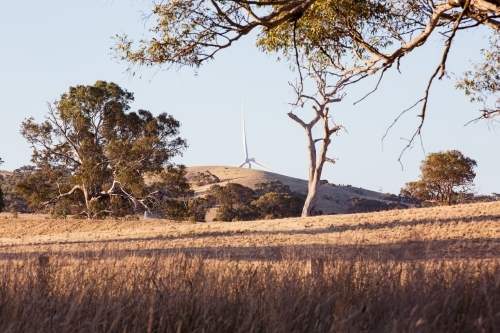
top-left (1, 202), bottom-right (500, 332)
top-left (1, 201), bottom-right (499, 261)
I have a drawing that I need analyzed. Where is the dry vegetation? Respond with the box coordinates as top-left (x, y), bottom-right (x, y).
top-left (1, 201), bottom-right (500, 332)
top-left (186, 166), bottom-right (389, 214)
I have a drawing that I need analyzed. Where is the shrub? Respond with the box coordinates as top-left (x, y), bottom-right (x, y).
top-left (252, 192), bottom-right (304, 219)
top-left (190, 171), bottom-right (220, 186)
top-left (348, 197), bottom-right (408, 214)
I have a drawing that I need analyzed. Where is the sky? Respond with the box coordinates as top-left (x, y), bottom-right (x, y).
top-left (1, 1), bottom-right (499, 195)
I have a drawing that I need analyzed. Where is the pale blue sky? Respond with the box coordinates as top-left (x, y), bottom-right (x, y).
top-left (1, 1), bottom-right (498, 195)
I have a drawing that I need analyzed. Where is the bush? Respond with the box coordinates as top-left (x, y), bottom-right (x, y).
top-left (207, 183), bottom-right (260, 222)
top-left (208, 180), bottom-right (305, 221)
top-left (187, 196), bottom-right (216, 222)
top-left (252, 192), bottom-right (304, 219)
top-left (190, 171), bottom-right (220, 186)
top-left (348, 197), bottom-right (408, 214)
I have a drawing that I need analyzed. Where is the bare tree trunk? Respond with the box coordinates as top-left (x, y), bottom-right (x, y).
top-left (289, 108), bottom-right (341, 217)
top-left (302, 124), bottom-right (320, 216)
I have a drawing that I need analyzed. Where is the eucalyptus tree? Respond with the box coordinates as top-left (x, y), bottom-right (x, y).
top-left (113, 0), bottom-right (500, 215)
top-left (114, 0), bottom-right (500, 121)
top-left (18, 81), bottom-right (190, 219)
top-left (401, 150), bottom-right (477, 205)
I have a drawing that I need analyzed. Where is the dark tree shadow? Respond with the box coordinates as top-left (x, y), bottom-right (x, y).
top-left (2, 238), bottom-right (500, 262)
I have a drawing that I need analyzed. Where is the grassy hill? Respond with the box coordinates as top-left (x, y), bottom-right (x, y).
top-left (187, 166), bottom-right (397, 215)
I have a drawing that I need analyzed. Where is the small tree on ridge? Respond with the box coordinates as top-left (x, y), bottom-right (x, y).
top-left (401, 150), bottom-right (477, 206)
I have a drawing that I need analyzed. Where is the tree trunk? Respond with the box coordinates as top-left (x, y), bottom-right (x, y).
top-left (302, 127), bottom-right (320, 216)
top-left (289, 110), bottom-right (339, 217)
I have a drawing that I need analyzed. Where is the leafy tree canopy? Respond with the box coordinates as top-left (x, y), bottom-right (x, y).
top-left (400, 150), bottom-right (477, 206)
top-left (252, 192), bottom-right (304, 219)
top-left (207, 180), bottom-right (305, 221)
top-left (18, 80), bottom-right (189, 219)
top-left (207, 183), bottom-right (260, 222)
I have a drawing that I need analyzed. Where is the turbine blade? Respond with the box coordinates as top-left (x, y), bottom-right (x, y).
top-left (242, 101), bottom-right (249, 159)
top-left (238, 161), bottom-right (247, 168)
top-left (251, 161), bottom-right (275, 173)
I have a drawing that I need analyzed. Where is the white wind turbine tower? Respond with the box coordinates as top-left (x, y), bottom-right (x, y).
top-left (238, 102), bottom-right (275, 173)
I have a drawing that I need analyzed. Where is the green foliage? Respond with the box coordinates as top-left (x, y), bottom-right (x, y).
top-left (207, 180), bottom-right (305, 222)
top-left (207, 183), bottom-right (260, 222)
top-left (19, 81), bottom-right (188, 219)
top-left (401, 150), bottom-right (477, 206)
top-left (255, 179), bottom-right (296, 196)
top-left (347, 197), bottom-right (407, 214)
top-left (1, 166), bottom-right (35, 213)
top-left (456, 36), bottom-right (500, 120)
top-left (256, 0), bottom-right (397, 61)
top-left (188, 196), bottom-right (216, 222)
top-left (50, 203), bottom-right (68, 219)
top-left (252, 192), bottom-right (304, 219)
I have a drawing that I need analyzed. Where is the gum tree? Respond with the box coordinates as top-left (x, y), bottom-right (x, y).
top-left (401, 150), bottom-right (477, 205)
top-left (18, 81), bottom-right (190, 219)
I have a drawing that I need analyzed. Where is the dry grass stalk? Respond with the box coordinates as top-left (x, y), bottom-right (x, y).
top-left (1, 253), bottom-right (500, 332)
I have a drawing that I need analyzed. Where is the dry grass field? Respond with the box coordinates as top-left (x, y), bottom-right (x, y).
top-left (1, 201), bottom-right (500, 332)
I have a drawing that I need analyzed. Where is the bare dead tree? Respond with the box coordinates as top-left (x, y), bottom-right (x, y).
top-left (288, 52), bottom-right (381, 216)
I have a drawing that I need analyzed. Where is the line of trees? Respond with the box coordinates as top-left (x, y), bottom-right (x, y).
top-left (206, 180), bottom-right (305, 222)
top-left (5, 81), bottom-right (306, 221)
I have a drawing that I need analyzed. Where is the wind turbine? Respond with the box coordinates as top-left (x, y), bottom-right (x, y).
top-left (238, 102), bottom-right (275, 173)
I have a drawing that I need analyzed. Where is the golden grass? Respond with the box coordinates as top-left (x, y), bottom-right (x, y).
top-left (1, 201), bottom-right (500, 332)
top-left (1, 201), bottom-right (499, 261)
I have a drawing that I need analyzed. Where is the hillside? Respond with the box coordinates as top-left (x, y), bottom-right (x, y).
top-left (0, 170), bottom-right (13, 178)
top-left (187, 166), bottom-right (399, 214)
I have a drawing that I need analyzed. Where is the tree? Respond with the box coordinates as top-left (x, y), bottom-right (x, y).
top-left (113, 0), bottom-right (500, 215)
top-left (400, 150), bottom-right (477, 206)
top-left (252, 192), bottom-right (304, 219)
top-left (206, 180), bottom-right (304, 221)
top-left (188, 196), bottom-right (216, 222)
top-left (254, 179), bottom-right (297, 196)
top-left (457, 35), bottom-right (500, 123)
top-left (206, 183), bottom-right (260, 221)
top-left (18, 81), bottom-right (189, 219)
top-left (114, 0), bottom-right (500, 125)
